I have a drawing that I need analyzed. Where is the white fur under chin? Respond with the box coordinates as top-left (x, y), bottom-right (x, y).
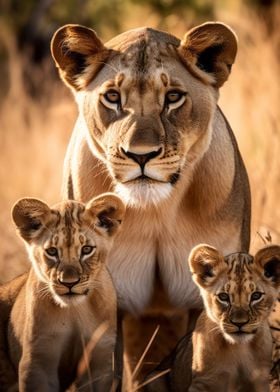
top-left (115, 181), bottom-right (173, 207)
top-left (223, 331), bottom-right (254, 345)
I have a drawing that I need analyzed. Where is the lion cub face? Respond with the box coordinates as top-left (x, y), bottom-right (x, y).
top-left (189, 244), bottom-right (280, 344)
top-left (12, 193), bottom-right (125, 307)
top-left (51, 23), bottom-right (237, 206)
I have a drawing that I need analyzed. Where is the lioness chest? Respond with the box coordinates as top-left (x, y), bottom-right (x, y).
top-left (108, 208), bottom-right (241, 314)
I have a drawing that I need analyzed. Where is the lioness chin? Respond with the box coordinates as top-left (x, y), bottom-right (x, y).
top-left (51, 22), bottom-right (250, 372)
top-left (0, 193), bottom-right (125, 392)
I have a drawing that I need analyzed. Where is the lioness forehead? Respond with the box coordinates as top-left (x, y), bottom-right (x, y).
top-left (105, 27), bottom-right (180, 52)
top-left (105, 28), bottom-right (181, 77)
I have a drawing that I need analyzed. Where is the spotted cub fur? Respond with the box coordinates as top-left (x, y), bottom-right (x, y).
top-left (0, 193), bottom-right (125, 392)
top-left (188, 244), bottom-right (280, 392)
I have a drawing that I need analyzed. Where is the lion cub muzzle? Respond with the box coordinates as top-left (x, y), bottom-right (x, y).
top-left (57, 265), bottom-right (81, 290)
top-left (229, 307), bottom-right (250, 330)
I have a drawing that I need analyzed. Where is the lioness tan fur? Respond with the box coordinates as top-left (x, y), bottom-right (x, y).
top-left (188, 244), bottom-right (280, 392)
top-left (51, 22), bottom-right (251, 370)
top-left (0, 193), bottom-right (125, 391)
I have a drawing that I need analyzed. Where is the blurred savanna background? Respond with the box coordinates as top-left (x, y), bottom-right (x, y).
top-left (0, 0), bottom-right (280, 283)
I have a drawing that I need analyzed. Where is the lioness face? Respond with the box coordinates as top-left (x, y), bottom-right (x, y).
top-left (81, 52), bottom-right (214, 206)
top-left (51, 23), bottom-right (238, 206)
top-left (189, 244), bottom-right (280, 344)
top-left (12, 194), bottom-right (125, 307)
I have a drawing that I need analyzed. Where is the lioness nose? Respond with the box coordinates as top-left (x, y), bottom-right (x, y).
top-left (122, 147), bottom-right (162, 170)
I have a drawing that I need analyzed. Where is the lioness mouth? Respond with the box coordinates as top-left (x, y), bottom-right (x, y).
top-left (124, 175), bottom-right (169, 184)
top-left (232, 330), bottom-right (253, 335)
top-left (123, 175), bottom-right (159, 184)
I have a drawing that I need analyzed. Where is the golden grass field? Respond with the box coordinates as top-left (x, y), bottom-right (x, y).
top-left (0, 3), bottom-right (280, 286)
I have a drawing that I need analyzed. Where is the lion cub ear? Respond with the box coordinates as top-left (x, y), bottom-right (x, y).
top-left (85, 193), bottom-right (125, 236)
top-left (179, 22), bottom-right (237, 88)
top-left (189, 244), bottom-right (224, 288)
top-left (12, 198), bottom-right (51, 242)
top-left (51, 24), bottom-right (109, 90)
top-left (255, 245), bottom-right (280, 286)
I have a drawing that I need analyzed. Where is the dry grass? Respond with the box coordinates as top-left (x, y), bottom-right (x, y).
top-left (1, 4), bottom-right (280, 391)
top-left (0, 6), bottom-right (280, 279)
top-left (218, 5), bottom-right (280, 253)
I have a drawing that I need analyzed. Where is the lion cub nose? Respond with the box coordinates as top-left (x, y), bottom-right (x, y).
top-left (230, 308), bottom-right (249, 328)
top-left (122, 147), bottom-right (162, 170)
top-left (58, 267), bottom-right (80, 288)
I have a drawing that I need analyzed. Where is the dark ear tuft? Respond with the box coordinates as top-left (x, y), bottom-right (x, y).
top-left (255, 245), bottom-right (280, 286)
top-left (51, 24), bottom-right (109, 90)
top-left (188, 244), bottom-right (224, 288)
top-left (264, 258), bottom-right (280, 280)
top-left (86, 193), bottom-right (125, 236)
top-left (97, 208), bottom-right (117, 230)
top-left (178, 22), bottom-right (237, 88)
top-left (12, 198), bottom-right (51, 242)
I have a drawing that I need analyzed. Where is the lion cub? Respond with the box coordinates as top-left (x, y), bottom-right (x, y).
top-left (0, 193), bottom-right (125, 392)
top-left (188, 244), bottom-right (280, 392)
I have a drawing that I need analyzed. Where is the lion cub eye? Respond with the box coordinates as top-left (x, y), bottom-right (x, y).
top-left (81, 245), bottom-right (96, 256)
top-left (250, 291), bottom-right (263, 302)
top-left (45, 247), bottom-right (58, 257)
top-left (103, 90), bottom-right (121, 105)
top-left (217, 292), bottom-right (230, 303)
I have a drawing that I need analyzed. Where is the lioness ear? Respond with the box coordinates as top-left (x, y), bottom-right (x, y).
top-left (12, 198), bottom-right (51, 242)
top-left (189, 244), bottom-right (224, 288)
top-left (255, 245), bottom-right (280, 286)
top-left (178, 22), bottom-right (237, 88)
top-left (51, 24), bottom-right (109, 90)
top-left (86, 193), bottom-right (125, 236)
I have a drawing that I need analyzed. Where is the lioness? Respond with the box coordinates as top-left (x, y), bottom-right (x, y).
top-left (51, 22), bottom-right (250, 369)
top-left (188, 244), bottom-right (280, 392)
top-left (0, 193), bottom-right (125, 391)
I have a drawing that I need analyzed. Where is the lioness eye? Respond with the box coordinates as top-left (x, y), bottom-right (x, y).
top-left (251, 292), bottom-right (263, 302)
top-left (165, 90), bottom-right (184, 104)
top-left (104, 90), bottom-right (121, 104)
top-left (217, 292), bottom-right (230, 302)
top-left (81, 245), bottom-right (95, 256)
top-left (45, 247), bottom-right (58, 257)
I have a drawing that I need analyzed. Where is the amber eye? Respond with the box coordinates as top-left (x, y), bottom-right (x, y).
top-left (103, 90), bottom-right (121, 104)
top-left (217, 292), bottom-right (230, 302)
top-left (45, 247), bottom-right (58, 257)
top-left (250, 291), bottom-right (263, 302)
top-left (165, 90), bottom-right (185, 105)
top-left (81, 245), bottom-right (95, 256)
